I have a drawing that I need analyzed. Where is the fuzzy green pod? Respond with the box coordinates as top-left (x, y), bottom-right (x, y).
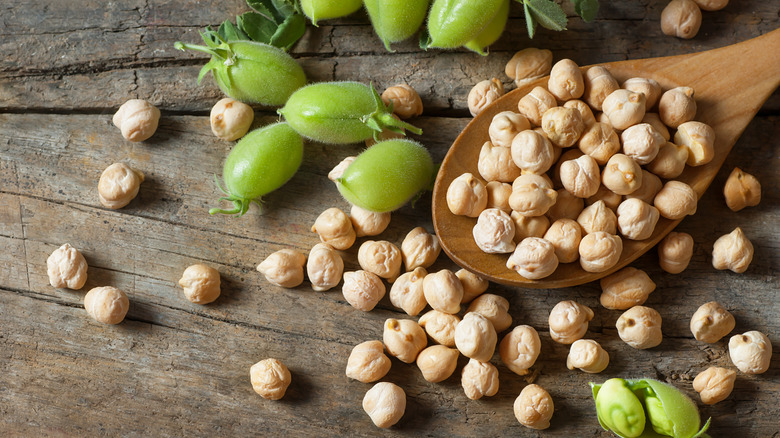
top-left (427, 0), bottom-right (506, 48)
top-left (301, 0), bottom-right (363, 25)
top-left (335, 139), bottom-right (435, 212)
top-left (463, 0), bottom-right (510, 55)
top-left (364, 0), bottom-right (430, 50)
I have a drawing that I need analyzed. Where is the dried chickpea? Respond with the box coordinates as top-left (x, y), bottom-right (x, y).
top-left (602, 89), bottom-right (646, 130)
top-left (461, 358), bottom-right (499, 400)
top-left (560, 154), bottom-right (601, 198)
top-left (346, 340), bottom-right (391, 383)
top-left (544, 218), bottom-right (583, 263)
top-left (712, 227), bottom-right (753, 273)
top-left (647, 142), bottom-right (689, 179)
top-left (723, 167), bottom-right (761, 212)
top-left (358, 240), bottom-right (402, 282)
top-left (455, 312), bottom-right (497, 361)
top-left (485, 181), bottom-right (513, 212)
top-left (178, 264), bottom-right (221, 304)
top-left (500, 325), bottom-right (541, 375)
top-left (586, 185), bottom-right (622, 211)
top-left (467, 294), bottom-right (511, 333)
top-left (423, 269), bottom-right (464, 314)
top-left (675, 121), bottom-right (715, 166)
top-left (578, 122), bottom-right (620, 165)
top-left (416, 345), bottom-right (459, 383)
top-left (509, 174), bottom-right (558, 217)
top-left (47, 243), bottom-right (88, 290)
top-left (659, 86), bottom-right (697, 128)
top-left (622, 78), bottom-right (662, 110)
top-left (418, 310), bottom-right (460, 347)
top-left (564, 99), bottom-right (597, 127)
top-left (517, 86), bottom-right (557, 126)
top-left (692, 0), bottom-right (728, 10)
top-left (342, 270), bottom-right (386, 311)
top-left (661, 0), bottom-right (702, 39)
top-left (642, 113), bottom-right (670, 140)
top-left (690, 301), bottom-right (735, 343)
top-left (600, 267), bottom-right (656, 310)
top-left (381, 84), bottom-right (423, 119)
top-left (579, 231), bottom-right (623, 273)
top-left (112, 99), bottom-right (160, 142)
top-left (383, 318), bottom-right (427, 363)
top-left (84, 286), bottom-right (130, 324)
top-left (306, 243), bottom-right (344, 292)
top-left (542, 107), bottom-right (585, 147)
top-left (468, 78), bottom-right (504, 117)
top-left (577, 200), bottom-right (618, 235)
top-left (312, 207), bottom-right (356, 250)
top-left (473, 208), bottom-right (516, 254)
top-left (583, 66), bottom-right (619, 111)
top-left (456, 269), bottom-right (489, 304)
top-left (250, 358), bottom-right (291, 400)
top-left (693, 367), bottom-right (736, 405)
top-left (210, 98), bottom-right (254, 141)
top-left (507, 237), bottom-right (559, 280)
top-left (363, 382), bottom-right (406, 428)
top-left (98, 163), bottom-right (144, 209)
top-left (257, 249), bottom-right (306, 288)
top-left (328, 156), bottom-right (356, 182)
top-left (514, 384), bottom-right (554, 430)
top-left (658, 231), bottom-right (694, 274)
top-left (350, 205), bottom-right (391, 237)
top-left (729, 331), bottom-right (772, 374)
top-left (625, 170), bottom-right (663, 205)
top-left (389, 267), bottom-right (427, 316)
top-left (401, 227), bottom-right (440, 270)
top-left (511, 212), bottom-right (551, 243)
top-left (478, 141), bottom-right (522, 183)
top-left (616, 306), bottom-right (663, 349)
top-left (548, 59), bottom-right (584, 101)
top-left (511, 130), bottom-right (555, 174)
top-left (601, 154), bottom-right (643, 195)
top-left (549, 300), bottom-right (594, 344)
top-left (654, 180), bottom-right (697, 220)
top-left (551, 148), bottom-right (584, 187)
top-left (616, 198), bottom-right (660, 241)
top-left (566, 339), bottom-right (609, 373)
top-left (489, 111), bottom-right (531, 148)
top-left (547, 189), bottom-right (584, 222)
top-left (505, 48), bottom-right (553, 87)
top-left (447, 172), bottom-right (488, 217)
top-left (621, 123), bottom-right (664, 165)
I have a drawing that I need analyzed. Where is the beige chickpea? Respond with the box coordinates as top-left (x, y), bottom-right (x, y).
top-left (599, 267), bottom-right (656, 310)
top-left (602, 154), bottom-right (643, 195)
top-left (112, 99), bottom-right (160, 142)
top-left (381, 84), bottom-right (423, 119)
top-left (621, 123), bottom-right (664, 165)
top-left (489, 111), bottom-right (531, 148)
top-left (692, 0), bottom-right (728, 10)
top-left (468, 78), bottom-right (504, 117)
top-left (507, 237), bottom-right (559, 280)
top-left (328, 156), bottom-right (356, 182)
top-left (418, 310), bottom-right (461, 347)
top-left (342, 271), bottom-right (386, 311)
top-left (84, 286), bottom-right (130, 324)
top-left (690, 301), bottom-right (735, 343)
top-left (602, 89), bottom-right (646, 130)
top-left (447, 172), bottom-right (488, 217)
top-left (625, 170), bottom-right (663, 205)
top-left (623, 78), bottom-right (662, 110)
top-left (549, 300), bottom-right (594, 344)
top-left (596, 111), bottom-right (612, 127)
top-left (659, 86), bottom-right (697, 128)
top-left (564, 99), bottom-right (597, 127)
top-left (47, 243), bottom-right (88, 290)
top-left (423, 270), bottom-right (464, 314)
top-left (478, 141), bottom-right (522, 183)
top-left (544, 218), bottom-right (583, 264)
top-left (675, 121), bottom-right (715, 166)
top-left (306, 243), bottom-right (344, 292)
top-left (250, 358), bottom-right (291, 400)
top-left (511, 212), bottom-right (551, 243)
top-left (551, 146), bottom-right (584, 187)
top-left (500, 325), bottom-right (541, 375)
top-left (693, 367), bottom-right (736, 405)
top-left (474, 208), bottom-right (516, 254)
top-left (647, 142), bottom-right (689, 179)
top-left (416, 345), bottom-right (459, 383)
top-left (456, 269), bottom-right (489, 304)
top-left (583, 66), bottom-right (619, 111)
top-left (511, 130), bottom-right (555, 174)
top-left (712, 227), bottom-right (753, 273)
top-left (560, 155), bottom-right (601, 199)
top-left (514, 384), bottom-right (554, 430)
top-left (257, 249), bottom-right (306, 288)
top-left (654, 180), bottom-right (697, 219)
top-left (547, 189), bottom-right (584, 223)
top-left (358, 240), bottom-right (402, 283)
top-left (178, 264), bottom-right (221, 304)
top-left (350, 205), bottom-right (391, 237)
top-left (578, 122), bottom-right (621, 165)
top-left (661, 0), bottom-right (702, 39)
top-left (466, 294), bottom-right (511, 333)
top-left (579, 231), bottom-right (623, 273)
top-left (616, 198), bottom-right (660, 241)
top-left (210, 98), bottom-right (254, 141)
top-left (389, 267), bottom-right (428, 316)
top-left (586, 184), bottom-right (623, 211)
top-left (455, 312), bottom-right (497, 361)
top-left (517, 86), bottom-right (557, 126)
top-left (509, 174), bottom-right (558, 217)
top-left (312, 207), bottom-right (356, 250)
top-left (401, 227), bottom-right (440, 270)
top-left (658, 231), bottom-right (694, 274)
top-left (346, 340), bottom-right (392, 383)
top-left (616, 306), bottom-right (663, 349)
top-left (723, 167), bottom-right (761, 212)
top-left (548, 59), bottom-right (584, 101)
top-left (729, 331), bottom-right (772, 374)
top-left (577, 200), bottom-right (617, 235)
top-left (505, 48), bottom-right (553, 87)
top-left (461, 358), bottom-right (500, 400)
top-left (567, 339), bottom-right (610, 373)
top-left (362, 382), bottom-right (406, 428)
top-left (485, 181), bottom-right (513, 212)
top-left (98, 163), bottom-right (144, 209)
top-left (384, 318), bottom-right (427, 363)
top-left (542, 107), bottom-right (585, 148)
top-left (642, 113), bottom-right (670, 140)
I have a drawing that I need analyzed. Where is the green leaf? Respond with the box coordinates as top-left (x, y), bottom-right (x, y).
top-left (524, 0), bottom-right (567, 31)
top-left (572, 0), bottom-right (599, 22)
top-left (237, 11), bottom-right (278, 43)
top-left (197, 57), bottom-right (223, 85)
top-left (419, 27), bottom-right (432, 50)
top-left (522, 1), bottom-right (537, 38)
top-left (270, 14), bottom-right (306, 50)
top-left (218, 20), bottom-right (250, 41)
top-left (247, 0), bottom-right (295, 22)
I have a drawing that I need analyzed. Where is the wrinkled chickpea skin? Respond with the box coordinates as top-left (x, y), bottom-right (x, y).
top-left (511, 129), bottom-right (555, 175)
top-left (389, 267), bottom-right (428, 316)
top-left (418, 310), bottom-right (460, 347)
top-left (383, 318), bottom-right (427, 363)
top-left (549, 300), bottom-right (594, 344)
top-left (312, 207), bottom-right (356, 250)
top-left (467, 294), bottom-right (512, 333)
top-left (447, 172), bottom-right (488, 217)
top-left (544, 218), bottom-right (582, 263)
top-left (547, 189), bottom-right (584, 223)
top-left (468, 78), bottom-right (504, 117)
top-left (514, 384), bottom-right (554, 430)
top-left (622, 77), bottom-right (662, 110)
top-left (548, 59), bottom-right (584, 102)
top-left (712, 227), bottom-right (753, 273)
top-left (723, 167), bottom-right (761, 212)
top-left (84, 286), bottom-right (130, 325)
top-left (401, 227), bottom-right (441, 270)
top-left (328, 156), bottom-right (356, 182)
top-left (616, 306), bottom-right (663, 349)
top-left (509, 174), bottom-right (558, 217)
top-left (616, 198), bottom-right (660, 241)
top-left (578, 122), bottom-right (620, 165)
top-left (346, 340), bottom-right (391, 383)
top-left (506, 237), bottom-right (559, 280)
top-left (542, 106), bottom-right (585, 148)
top-left (112, 99), bottom-right (160, 142)
top-left (601, 154), bottom-right (643, 196)
top-left (178, 264), bottom-right (221, 304)
top-left (257, 249), bottom-right (306, 288)
top-left (579, 231), bottom-right (623, 273)
top-left (583, 66), bottom-right (619, 111)
top-left (729, 331), bottom-right (772, 374)
top-left (250, 358), bottom-right (291, 400)
top-left (461, 358), bottom-right (500, 400)
top-left (210, 98), bottom-right (254, 141)
top-left (416, 345), bottom-right (459, 383)
top-left (358, 240), bottom-right (402, 282)
top-left (693, 367), bottom-right (736, 405)
top-left (564, 99), bottom-right (597, 128)
top-left (586, 184), bottom-right (622, 211)
top-left (625, 171), bottom-right (662, 205)
top-left (511, 212), bottom-right (550, 243)
top-left (653, 180), bottom-right (698, 220)
top-left (456, 269), bottom-right (489, 304)
top-left (479, 141), bottom-right (522, 183)
top-left (362, 382), bottom-right (406, 428)
top-left (642, 113), bottom-right (670, 140)
top-left (599, 267), bottom-right (656, 310)
top-left (98, 163), bottom-right (144, 209)
top-left (500, 325), bottom-right (541, 376)
top-left (577, 200), bottom-right (617, 235)
top-left (47, 243), bottom-right (88, 290)
top-left (621, 123), bottom-right (664, 165)
top-left (517, 87), bottom-right (557, 126)
top-left (690, 301), bottom-right (735, 343)
top-left (560, 154), bottom-right (601, 199)
top-left (489, 111), bottom-right (531, 148)
top-left (661, 0), bottom-right (702, 39)
top-left (455, 312), bottom-right (497, 362)
top-left (381, 84), bottom-right (423, 119)
top-left (659, 86), bottom-right (697, 128)
top-left (307, 243), bottom-right (344, 292)
top-left (474, 208), bottom-right (516, 254)
top-left (505, 48), bottom-right (553, 87)
top-left (485, 181), bottom-right (513, 212)
top-left (567, 339), bottom-right (609, 373)
top-left (675, 121), bottom-right (715, 166)
top-left (350, 205), bottom-right (391, 237)
top-left (602, 89), bottom-right (646, 130)
top-left (423, 270), bottom-right (464, 314)
top-left (647, 142), bottom-right (689, 179)
top-left (342, 270), bottom-right (386, 312)
top-left (658, 231), bottom-right (694, 274)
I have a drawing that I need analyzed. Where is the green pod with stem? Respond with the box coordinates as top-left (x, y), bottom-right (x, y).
top-left (463, 0), bottom-right (510, 55)
top-left (301, 0), bottom-right (363, 25)
top-left (426, 0), bottom-right (506, 48)
top-left (364, 0), bottom-right (431, 51)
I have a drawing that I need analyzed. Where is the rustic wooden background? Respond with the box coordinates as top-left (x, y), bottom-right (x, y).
top-left (1, 0), bottom-right (778, 436)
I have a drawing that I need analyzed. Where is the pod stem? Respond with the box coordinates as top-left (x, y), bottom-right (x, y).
top-left (209, 197), bottom-right (251, 216)
top-left (174, 31), bottom-right (235, 87)
top-left (361, 83), bottom-right (422, 141)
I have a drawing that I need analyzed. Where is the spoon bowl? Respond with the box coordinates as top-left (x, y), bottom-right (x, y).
top-left (432, 29), bottom-right (780, 288)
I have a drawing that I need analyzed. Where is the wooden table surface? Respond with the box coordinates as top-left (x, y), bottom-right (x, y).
top-left (1, 1), bottom-right (778, 436)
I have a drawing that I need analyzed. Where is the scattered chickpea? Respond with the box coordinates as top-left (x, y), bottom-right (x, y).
top-left (505, 48), bottom-right (553, 87)
top-left (547, 189), bottom-right (584, 223)
top-left (599, 267), bottom-right (656, 310)
top-left (601, 154), bottom-right (643, 195)
top-left (549, 300), bottom-right (594, 344)
top-left (466, 294), bottom-right (512, 333)
top-left (517, 86), bottom-right (557, 126)
top-left (112, 99), bottom-right (160, 142)
top-left (544, 218), bottom-right (583, 263)
top-left (84, 286), bottom-right (130, 325)
top-left (654, 180), bottom-right (698, 220)
top-left (625, 170), bottom-right (663, 205)
top-left (586, 184), bottom-right (623, 211)
top-left (416, 345), bottom-right (460, 383)
top-left (579, 231), bottom-right (623, 273)
top-left (478, 141), bottom-right (522, 183)
top-left (474, 208), bottom-right (516, 254)
top-left (350, 205), bottom-right (391, 237)
top-left (461, 358), bottom-right (500, 400)
top-left (447, 172), bottom-right (488, 217)
top-left (693, 367), bottom-right (736, 405)
top-left (564, 99), bottom-right (597, 127)
top-left (508, 174), bottom-right (558, 217)
top-left (510, 130), bottom-right (555, 174)
top-left (362, 382), bottom-right (406, 428)
top-left (622, 78), bottom-right (662, 110)
top-left (454, 312), bottom-right (497, 362)
top-left (98, 163), bottom-right (144, 209)
top-left (658, 231), bottom-right (695, 274)
top-left (342, 270), bottom-right (386, 311)
top-left (456, 269), bottom-right (489, 304)
top-left (602, 89), bottom-right (646, 130)
top-left (621, 123), bottom-right (664, 165)
top-left (381, 84), bottom-right (423, 119)
top-left (257, 249), bottom-right (306, 288)
top-left (400, 227), bottom-right (440, 271)
top-left (210, 98), bottom-right (254, 141)
top-left (577, 200), bottom-right (618, 235)
top-left (178, 264), bottom-right (221, 304)
top-left (578, 122), bottom-right (621, 165)
top-left (514, 384), bottom-right (554, 430)
top-left (312, 207), bottom-right (356, 250)
top-left (499, 325), bottom-right (541, 376)
top-left (423, 270), bottom-right (464, 314)
top-left (583, 66), bottom-right (619, 111)
top-left (728, 331), bottom-right (772, 374)
top-left (489, 111), bottom-right (531, 148)
top-left (389, 267), bottom-right (428, 316)
top-left (511, 212), bottom-right (551, 243)
top-left (560, 154), bottom-right (601, 199)
top-left (616, 305), bottom-right (663, 349)
top-left (566, 339), bottom-right (610, 373)
top-left (661, 0), bottom-right (702, 39)
top-left (468, 78), bottom-right (504, 117)
top-left (250, 358), bottom-right (292, 400)
top-left (47, 243), bottom-right (88, 290)
top-left (659, 86), bottom-right (697, 128)
top-left (306, 243), bottom-right (344, 292)
top-left (692, 0), bottom-right (728, 10)
top-left (346, 340), bottom-right (391, 383)
top-left (485, 181), bottom-right (513, 212)
top-left (690, 301), bottom-right (735, 343)
top-left (711, 227), bottom-right (753, 273)
top-left (358, 240), bottom-right (402, 282)
top-left (647, 142), bottom-right (689, 179)
top-left (723, 167), bottom-right (761, 212)
top-left (675, 121), bottom-right (716, 166)
top-left (616, 198), bottom-right (660, 241)
top-left (383, 318), bottom-right (427, 363)
top-left (418, 310), bottom-right (461, 347)
top-left (542, 106), bottom-right (586, 148)
top-left (328, 156), bottom-right (356, 182)
top-left (506, 237), bottom-right (559, 280)
top-left (642, 112), bottom-right (670, 140)
top-left (548, 59), bottom-right (584, 101)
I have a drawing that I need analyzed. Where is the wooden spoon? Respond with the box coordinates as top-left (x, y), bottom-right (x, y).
top-left (432, 29), bottom-right (780, 288)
